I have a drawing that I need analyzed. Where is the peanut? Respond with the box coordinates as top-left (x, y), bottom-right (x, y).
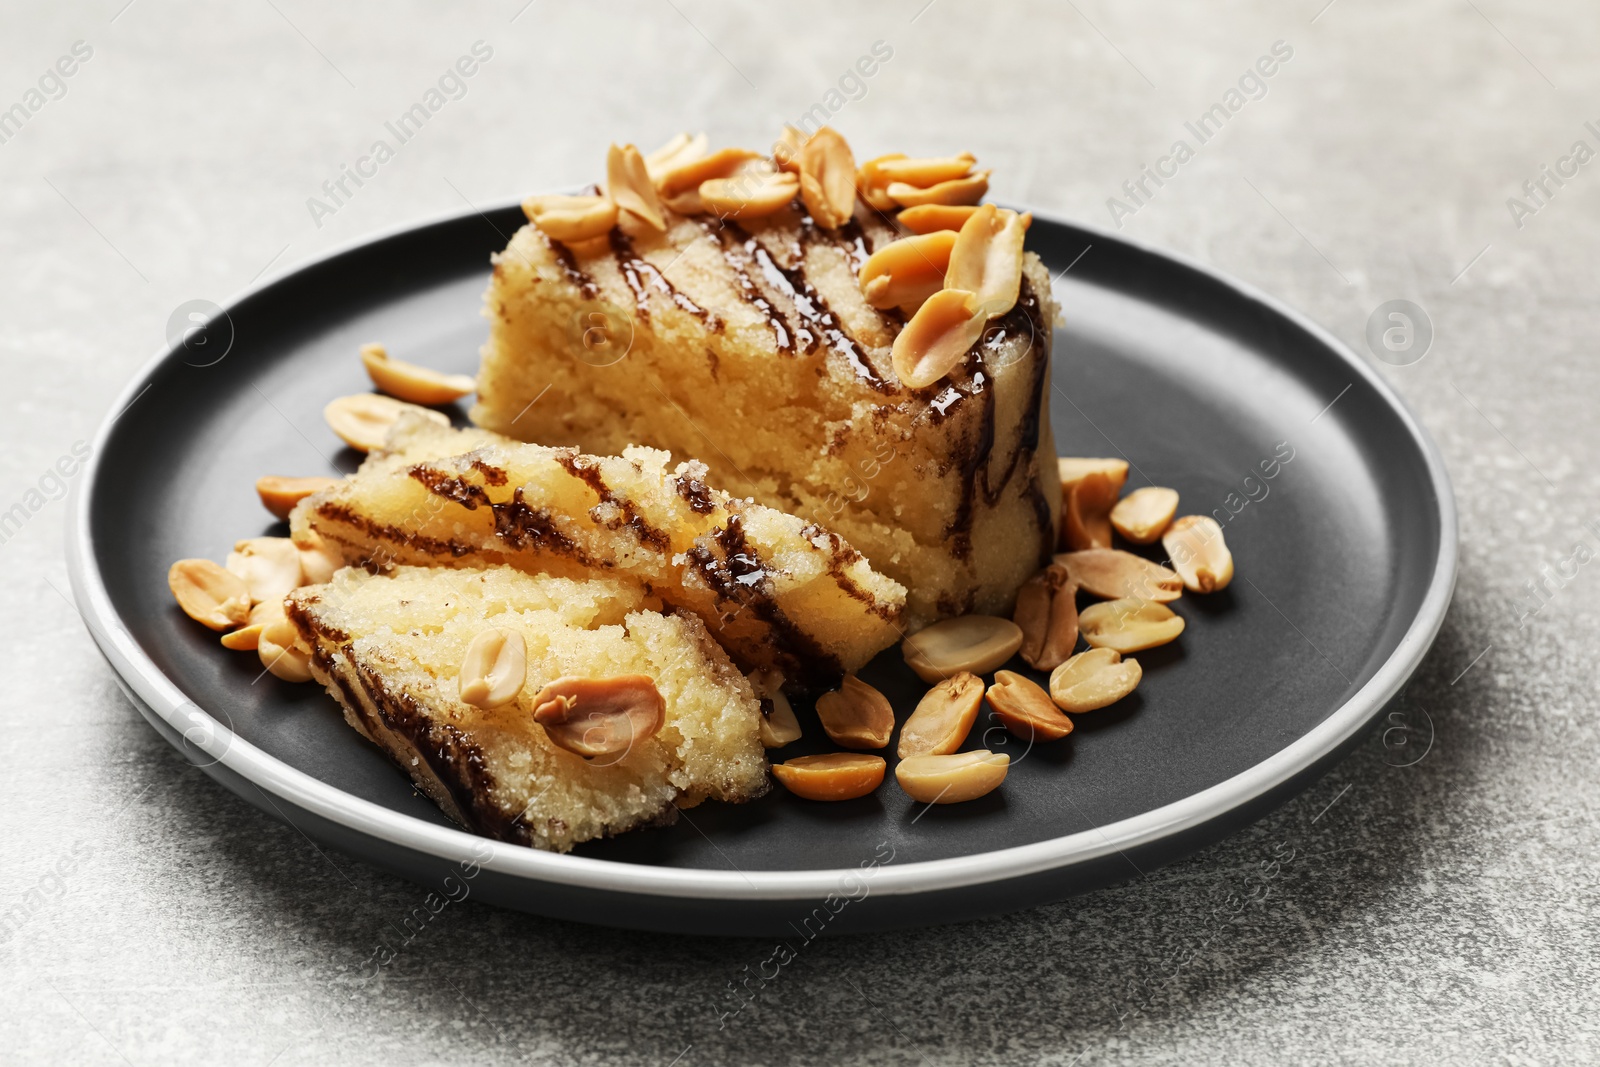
top-left (886, 170), bottom-right (990, 208)
top-left (1078, 598), bottom-right (1185, 653)
top-left (698, 167), bottom-right (800, 219)
top-left (458, 628), bottom-right (528, 710)
top-left (772, 753), bottom-right (886, 802)
top-left (890, 287), bottom-right (985, 389)
top-left (1062, 469), bottom-right (1118, 551)
top-left (859, 230), bottom-right (957, 312)
top-left (895, 751), bottom-right (1009, 804)
top-left (901, 615), bottom-right (1024, 683)
top-left (1049, 648), bottom-right (1142, 713)
top-left (226, 537), bottom-right (303, 605)
top-left (522, 193), bottom-right (619, 243)
top-left (1162, 515), bottom-right (1234, 593)
top-left (323, 393), bottom-right (448, 453)
top-left (945, 203), bottom-right (1028, 319)
top-left (531, 674), bottom-right (665, 759)
top-left (1055, 549), bottom-right (1182, 603)
top-left (1013, 562), bottom-right (1079, 671)
top-left (751, 670), bottom-right (802, 749)
top-left (167, 559), bottom-right (250, 631)
top-left (360, 343), bottom-right (475, 406)
top-left (986, 670), bottom-right (1074, 742)
top-left (257, 612), bottom-right (312, 683)
top-left (644, 131), bottom-right (709, 181)
top-left (815, 673), bottom-right (895, 750)
top-left (897, 671), bottom-right (984, 758)
top-left (256, 475), bottom-right (338, 522)
top-left (1110, 486), bottom-right (1180, 545)
top-left (797, 126), bottom-right (857, 229)
top-left (607, 142), bottom-right (667, 231)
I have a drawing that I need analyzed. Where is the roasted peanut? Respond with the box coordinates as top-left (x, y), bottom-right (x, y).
top-left (1059, 457), bottom-right (1130, 498)
top-left (257, 612), bottom-right (312, 682)
top-left (895, 751), bottom-right (1009, 804)
top-left (859, 230), bottom-right (957, 312)
top-left (1049, 648), bottom-right (1142, 713)
top-left (256, 475), bottom-right (338, 522)
top-left (751, 670), bottom-right (802, 749)
top-left (1062, 470), bottom-right (1118, 551)
top-left (1013, 562), bottom-right (1079, 671)
top-left (897, 671), bottom-right (984, 758)
top-left (698, 167), bottom-right (800, 219)
top-left (360, 343), bottom-right (475, 406)
top-left (168, 559), bottom-right (250, 631)
top-left (226, 537), bottom-right (303, 605)
top-left (458, 629), bottom-right (528, 710)
top-left (891, 287), bottom-right (985, 388)
top-left (1162, 515), bottom-right (1234, 593)
top-left (896, 203), bottom-right (981, 234)
top-left (797, 126), bottom-right (857, 229)
top-left (323, 393), bottom-right (448, 453)
top-left (945, 204), bottom-right (1028, 319)
top-left (901, 615), bottom-right (1024, 683)
top-left (293, 529), bottom-right (342, 586)
top-left (522, 193), bottom-right (619, 243)
top-left (644, 131), bottom-right (709, 180)
top-left (1054, 549), bottom-right (1183, 603)
top-left (607, 142), bottom-right (667, 231)
top-left (219, 599), bottom-right (283, 651)
top-left (656, 146), bottom-right (760, 198)
top-left (815, 674), bottom-right (895, 750)
top-left (531, 674), bottom-right (665, 758)
top-left (856, 152), bottom-right (908, 211)
top-left (1078, 598), bottom-right (1185, 653)
top-left (986, 670), bottom-right (1074, 742)
top-left (1110, 486), bottom-right (1179, 544)
top-left (772, 753), bottom-right (886, 801)
top-left (886, 170), bottom-right (990, 208)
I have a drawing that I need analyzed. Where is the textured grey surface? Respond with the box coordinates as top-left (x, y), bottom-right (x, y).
top-left (3, 1), bottom-right (1598, 1063)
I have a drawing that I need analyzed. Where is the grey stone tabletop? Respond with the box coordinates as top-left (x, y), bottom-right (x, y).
top-left (3, 1), bottom-right (1597, 1063)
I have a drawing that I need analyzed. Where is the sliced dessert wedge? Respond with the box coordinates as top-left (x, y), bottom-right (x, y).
top-left (290, 414), bottom-right (906, 692)
top-left (472, 172), bottom-right (1059, 628)
top-left (286, 565), bottom-right (769, 851)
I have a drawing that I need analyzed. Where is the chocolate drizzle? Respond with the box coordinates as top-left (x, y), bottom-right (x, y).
top-left (727, 221), bottom-right (888, 391)
top-left (939, 276), bottom-right (1054, 563)
top-left (682, 514), bottom-right (844, 692)
top-left (550, 241), bottom-right (599, 300)
top-left (407, 462), bottom-right (600, 567)
top-left (608, 229), bottom-right (717, 330)
top-left (557, 452), bottom-right (673, 553)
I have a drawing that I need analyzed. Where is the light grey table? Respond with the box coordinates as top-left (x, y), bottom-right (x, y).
top-left (4, 2), bottom-right (1597, 1063)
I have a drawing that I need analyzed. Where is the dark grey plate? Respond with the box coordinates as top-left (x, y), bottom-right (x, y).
top-left (67, 203), bottom-right (1455, 936)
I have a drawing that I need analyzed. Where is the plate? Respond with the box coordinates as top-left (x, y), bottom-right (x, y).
top-left (67, 203), bottom-right (1456, 936)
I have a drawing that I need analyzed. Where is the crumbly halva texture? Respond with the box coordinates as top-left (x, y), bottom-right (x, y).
top-left (471, 201), bottom-right (1061, 628)
top-left (289, 414), bottom-right (906, 692)
top-left (286, 565), bottom-right (769, 852)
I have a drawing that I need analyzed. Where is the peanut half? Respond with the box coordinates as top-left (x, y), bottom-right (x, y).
top-left (220, 599), bottom-right (284, 652)
top-left (1059, 457), bottom-right (1130, 498)
top-left (891, 287), bottom-right (985, 389)
top-left (1111, 486), bottom-right (1179, 545)
top-left (859, 230), bottom-right (957, 313)
top-left (656, 146), bottom-right (760, 199)
top-left (896, 204), bottom-right (981, 234)
top-left (901, 615), bottom-right (1024, 684)
top-left (168, 558), bottom-right (251, 631)
top-left (886, 170), bottom-right (991, 208)
top-left (945, 204), bottom-right (1028, 319)
top-left (606, 143), bottom-right (667, 231)
top-left (1049, 648), bottom-right (1142, 713)
top-left (897, 671), bottom-right (984, 758)
top-left (226, 537), bottom-right (303, 605)
top-left (873, 153), bottom-right (977, 187)
top-left (751, 670), bottom-right (802, 749)
top-left (256, 475), bottom-right (338, 522)
top-left (531, 674), bottom-right (665, 759)
top-left (1162, 515), bottom-right (1234, 593)
top-left (1078, 598), bottom-right (1185, 653)
top-left (698, 166), bottom-right (801, 220)
top-left (458, 628), bottom-right (528, 710)
top-left (1055, 549), bottom-right (1183, 603)
top-left (895, 751), bottom-right (1009, 804)
top-left (360, 343), bottom-right (475, 406)
top-left (258, 611), bottom-right (312, 683)
top-left (293, 529), bottom-right (342, 586)
top-left (986, 670), bottom-right (1074, 742)
top-left (857, 152), bottom-right (907, 211)
top-left (772, 753), bottom-right (886, 802)
top-left (522, 193), bottom-right (619, 243)
top-left (1013, 562), bottom-right (1079, 671)
top-left (815, 673), bottom-right (895, 750)
top-left (323, 393), bottom-right (448, 453)
top-left (797, 126), bottom-right (857, 229)
top-left (644, 131), bottom-right (709, 181)
top-left (1062, 469), bottom-right (1118, 551)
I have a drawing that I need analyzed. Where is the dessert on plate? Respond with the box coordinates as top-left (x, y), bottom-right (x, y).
top-left (287, 565), bottom-right (768, 851)
top-left (290, 412), bottom-right (906, 692)
top-left (473, 134), bottom-right (1060, 627)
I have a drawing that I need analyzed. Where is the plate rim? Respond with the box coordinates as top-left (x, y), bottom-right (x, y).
top-left (66, 200), bottom-right (1458, 902)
